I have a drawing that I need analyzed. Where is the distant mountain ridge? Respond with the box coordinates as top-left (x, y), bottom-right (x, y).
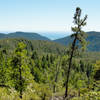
top-left (0, 31), bottom-right (100, 51)
top-left (54, 31), bottom-right (100, 51)
top-left (0, 31), bottom-right (50, 41)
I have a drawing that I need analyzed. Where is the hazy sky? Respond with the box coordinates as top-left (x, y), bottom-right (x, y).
top-left (0, 0), bottom-right (100, 32)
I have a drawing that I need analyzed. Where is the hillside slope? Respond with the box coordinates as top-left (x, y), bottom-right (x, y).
top-left (54, 31), bottom-right (100, 51)
top-left (0, 38), bottom-right (66, 54)
top-left (0, 31), bottom-right (50, 41)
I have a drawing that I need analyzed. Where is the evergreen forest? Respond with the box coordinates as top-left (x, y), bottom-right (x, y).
top-left (0, 7), bottom-right (100, 100)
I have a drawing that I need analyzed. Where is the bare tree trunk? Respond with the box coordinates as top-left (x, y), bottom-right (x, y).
top-left (78, 89), bottom-right (80, 97)
top-left (19, 62), bottom-right (22, 99)
top-left (0, 85), bottom-right (10, 88)
top-left (53, 71), bottom-right (59, 93)
top-left (42, 93), bottom-right (46, 100)
top-left (65, 37), bottom-right (77, 98)
top-left (53, 58), bottom-right (61, 93)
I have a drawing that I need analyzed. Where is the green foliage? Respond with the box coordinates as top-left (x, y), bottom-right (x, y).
top-left (0, 38), bottom-right (66, 55)
top-left (0, 35), bottom-right (99, 99)
top-left (0, 82), bottom-right (52, 100)
top-left (0, 6), bottom-right (100, 100)
top-left (8, 42), bottom-right (33, 98)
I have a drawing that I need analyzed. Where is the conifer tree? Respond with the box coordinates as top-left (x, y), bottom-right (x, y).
top-left (10, 42), bottom-right (32, 98)
top-left (65, 7), bottom-right (87, 98)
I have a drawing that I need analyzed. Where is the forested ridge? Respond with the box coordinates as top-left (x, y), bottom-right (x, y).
top-left (0, 38), bottom-right (66, 55)
top-left (0, 31), bottom-right (50, 41)
top-left (0, 7), bottom-right (100, 100)
top-left (54, 31), bottom-right (100, 51)
top-left (1, 31), bottom-right (100, 52)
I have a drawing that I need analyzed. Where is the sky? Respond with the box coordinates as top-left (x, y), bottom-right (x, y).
top-left (0, 0), bottom-right (100, 33)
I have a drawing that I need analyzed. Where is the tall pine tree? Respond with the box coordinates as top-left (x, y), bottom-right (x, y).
top-left (64, 7), bottom-right (87, 98)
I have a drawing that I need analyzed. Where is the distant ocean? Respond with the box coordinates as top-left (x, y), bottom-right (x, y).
top-left (38, 31), bottom-right (71, 40)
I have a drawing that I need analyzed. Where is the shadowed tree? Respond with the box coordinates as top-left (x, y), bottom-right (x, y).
top-left (64, 7), bottom-right (87, 98)
top-left (53, 57), bottom-right (61, 93)
top-left (0, 49), bottom-right (9, 88)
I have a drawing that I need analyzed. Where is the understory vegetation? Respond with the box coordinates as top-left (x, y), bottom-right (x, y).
top-left (0, 40), bottom-right (100, 100)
